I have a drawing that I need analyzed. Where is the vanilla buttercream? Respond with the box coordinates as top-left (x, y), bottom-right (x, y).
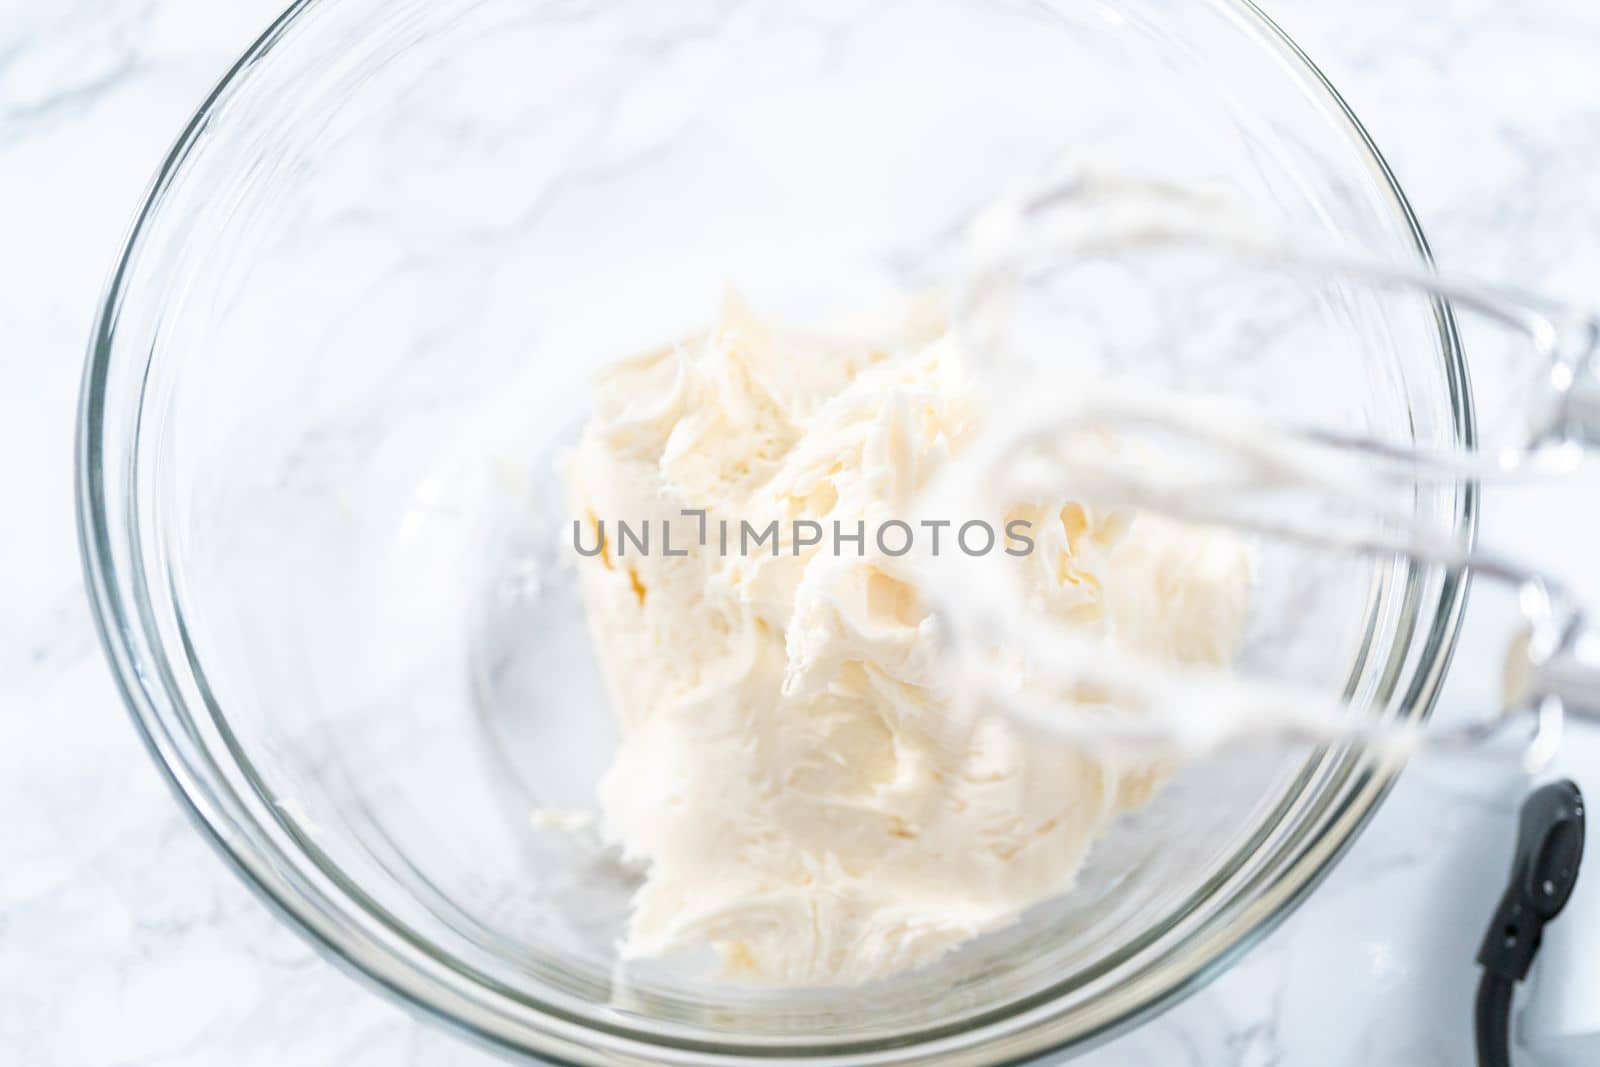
top-left (560, 293), bottom-right (1252, 986)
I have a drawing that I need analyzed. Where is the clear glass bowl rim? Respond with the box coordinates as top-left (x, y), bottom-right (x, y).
top-left (75, 0), bottom-right (1476, 1063)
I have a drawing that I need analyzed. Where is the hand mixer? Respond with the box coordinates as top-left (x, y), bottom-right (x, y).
top-left (929, 164), bottom-right (1600, 1066)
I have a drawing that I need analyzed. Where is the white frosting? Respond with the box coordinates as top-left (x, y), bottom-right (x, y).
top-left (561, 293), bottom-right (1252, 986)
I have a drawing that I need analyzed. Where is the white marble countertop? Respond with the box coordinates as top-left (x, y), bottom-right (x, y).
top-left (4, 1), bottom-right (1600, 1064)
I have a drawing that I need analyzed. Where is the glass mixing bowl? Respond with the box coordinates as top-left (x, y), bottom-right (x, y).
top-left (78, 0), bottom-right (1473, 1062)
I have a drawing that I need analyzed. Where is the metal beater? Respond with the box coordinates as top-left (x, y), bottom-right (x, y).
top-left (940, 163), bottom-right (1600, 1067)
top-left (936, 163), bottom-right (1600, 767)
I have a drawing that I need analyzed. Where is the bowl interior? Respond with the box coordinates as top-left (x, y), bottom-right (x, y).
top-left (90, 0), bottom-right (1467, 1058)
